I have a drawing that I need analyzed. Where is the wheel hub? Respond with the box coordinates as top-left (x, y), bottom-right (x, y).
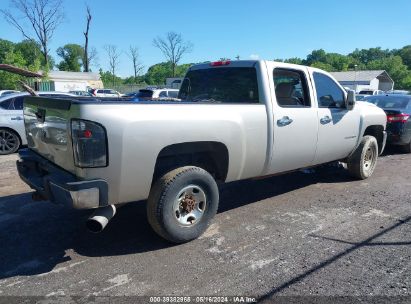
top-left (173, 185), bottom-right (207, 226)
top-left (180, 195), bottom-right (196, 213)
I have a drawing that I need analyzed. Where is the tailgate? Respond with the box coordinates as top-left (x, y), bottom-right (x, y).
top-left (23, 96), bottom-right (77, 173)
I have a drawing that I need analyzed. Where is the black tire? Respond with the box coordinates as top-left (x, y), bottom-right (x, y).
top-left (347, 135), bottom-right (378, 180)
top-left (0, 128), bottom-right (20, 155)
top-left (147, 166), bottom-right (219, 243)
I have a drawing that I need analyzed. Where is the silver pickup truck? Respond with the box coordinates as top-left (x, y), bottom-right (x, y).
top-left (17, 60), bottom-right (387, 243)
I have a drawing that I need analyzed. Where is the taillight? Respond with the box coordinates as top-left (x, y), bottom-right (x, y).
top-left (71, 119), bottom-right (108, 167)
top-left (387, 114), bottom-right (410, 123)
top-left (210, 60), bottom-right (231, 67)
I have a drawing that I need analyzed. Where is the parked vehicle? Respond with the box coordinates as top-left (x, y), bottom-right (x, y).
top-left (17, 60), bottom-right (387, 243)
top-left (91, 89), bottom-right (121, 97)
top-left (365, 94), bottom-right (411, 152)
top-left (386, 90), bottom-right (410, 95)
top-left (69, 90), bottom-right (93, 97)
top-left (0, 90), bottom-right (19, 97)
top-left (124, 88), bottom-right (179, 100)
top-left (359, 89), bottom-right (384, 96)
top-left (0, 91), bottom-right (75, 155)
top-left (355, 94), bottom-right (368, 101)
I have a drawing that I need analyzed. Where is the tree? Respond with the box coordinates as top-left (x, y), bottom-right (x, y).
top-left (103, 45), bottom-right (121, 86)
top-left (349, 47), bottom-right (391, 65)
top-left (395, 45), bottom-right (411, 70)
top-left (56, 44), bottom-right (84, 72)
top-left (367, 56), bottom-right (411, 89)
top-left (14, 39), bottom-right (48, 66)
top-left (99, 68), bottom-right (122, 87)
top-left (1, 0), bottom-right (65, 69)
top-left (127, 46), bottom-right (144, 83)
top-left (83, 5), bottom-right (91, 72)
top-left (144, 62), bottom-right (192, 85)
top-left (153, 31), bottom-right (193, 77)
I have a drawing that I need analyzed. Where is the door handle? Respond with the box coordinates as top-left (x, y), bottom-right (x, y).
top-left (320, 116), bottom-right (332, 124)
top-left (11, 116), bottom-right (23, 121)
top-left (277, 116), bottom-right (293, 127)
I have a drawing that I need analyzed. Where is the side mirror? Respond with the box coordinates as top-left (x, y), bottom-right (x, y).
top-left (346, 90), bottom-right (356, 110)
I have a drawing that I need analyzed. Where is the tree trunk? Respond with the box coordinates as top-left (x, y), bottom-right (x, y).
top-left (172, 62), bottom-right (176, 77)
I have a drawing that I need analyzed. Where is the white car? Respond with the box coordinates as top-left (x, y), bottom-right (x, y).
top-left (124, 88), bottom-right (179, 100)
top-left (91, 89), bottom-right (122, 97)
top-left (0, 90), bottom-right (20, 97)
top-left (0, 91), bottom-right (75, 155)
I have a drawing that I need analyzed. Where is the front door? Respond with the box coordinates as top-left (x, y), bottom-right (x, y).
top-left (310, 71), bottom-right (360, 165)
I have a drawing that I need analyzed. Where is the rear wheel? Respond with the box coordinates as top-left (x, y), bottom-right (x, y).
top-left (0, 128), bottom-right (20, 155)
top-left (147, 166), bottom-right (219, 243)
top-left (347, 135), bottom-right (378, 180)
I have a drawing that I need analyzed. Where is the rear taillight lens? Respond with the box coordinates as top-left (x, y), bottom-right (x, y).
top-left (71, 119), bottom-right (108, 167)
top-left (387, 114), bottom-right (410, 123)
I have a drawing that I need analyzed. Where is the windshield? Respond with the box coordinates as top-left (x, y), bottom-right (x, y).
top-left (366, 96), bottom-right (411, 109)
top-left (137, 90), bottom-right (154, 98)
top-left (359, 90), bottom-right (373, 95)
top-left (179, 67), bottom-right (259, 103)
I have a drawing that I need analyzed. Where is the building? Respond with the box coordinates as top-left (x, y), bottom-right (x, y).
top-left (330, 70), bottom-right (394, 93)
top-left (35, 71), bottom-right (103, 92)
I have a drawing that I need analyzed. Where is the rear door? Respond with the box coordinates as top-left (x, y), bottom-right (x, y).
top-left (0, 96), bottom-right (26, 138)
top-left (267, 63), bottom-right (318, 173)
top-left (310, 71), bottom-right (360, 164)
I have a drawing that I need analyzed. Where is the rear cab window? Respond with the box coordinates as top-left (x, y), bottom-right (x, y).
top-left (179, 67), bottom-right (260, 104)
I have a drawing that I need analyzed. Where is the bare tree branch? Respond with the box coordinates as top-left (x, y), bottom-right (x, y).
top-left (127, 46), bottom-right (144, 83)
top-left (153, 31), bottom-right (193, 77)
top-left (83, 5), bottom-right (92, 72)
top-left (104, 44), bottom-right (121, 87)
top-left (1, 0), bottom-right (65, 69)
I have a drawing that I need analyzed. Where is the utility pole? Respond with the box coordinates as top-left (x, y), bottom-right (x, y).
top-left (354, 64), bottom-right (358, 93)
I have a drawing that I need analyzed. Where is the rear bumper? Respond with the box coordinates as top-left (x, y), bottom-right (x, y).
top-left (386, 123), bottom-right (411, 146)
top-left (381, 131), bottom-right (387, 154)
top-left (16, 149), bottom-right (108, 209)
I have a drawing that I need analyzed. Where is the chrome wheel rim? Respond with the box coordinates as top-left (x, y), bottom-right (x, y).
top-left (363, 146), bottom-right (376, 172)
top-left (0, 130), bottom-right (18, 154)
top-left (173, 185), bottom-right (207, 226)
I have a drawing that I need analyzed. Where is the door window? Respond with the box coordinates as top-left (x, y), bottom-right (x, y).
top-left (313, 72), bottom-right (345, 108)
top-left (12, 96), bottom-right (25, 110)
top-left (159, 91), bottom-right (168, 97)
top-left (273, 68), bottom-right (311, 107)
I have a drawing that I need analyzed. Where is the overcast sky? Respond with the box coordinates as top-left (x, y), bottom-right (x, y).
top-left (1, 0), bottom-right (411, 76)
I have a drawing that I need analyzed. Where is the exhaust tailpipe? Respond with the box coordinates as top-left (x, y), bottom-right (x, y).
top-left (86, 205), bottom-right (116, 233)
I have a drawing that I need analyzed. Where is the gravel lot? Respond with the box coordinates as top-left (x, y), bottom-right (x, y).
top-left (0, 150), bottom-right (410, 302)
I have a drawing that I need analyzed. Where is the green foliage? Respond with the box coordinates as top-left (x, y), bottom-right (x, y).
top-left (99, 68), bottom-right (123, 87)
top-left (0, 38), bottom-right (43, 89)
top-left (144, 62), bottom-right (192, 85)
top-left (56, 44), bottom-right (85, 72)
top-left (279, 47), bottom-right (411, 90)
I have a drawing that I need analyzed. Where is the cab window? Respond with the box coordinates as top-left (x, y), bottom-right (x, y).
top-left (273, 68), bottom-right (311, 107)
top-left (314, 72), bottom-right (345, 108)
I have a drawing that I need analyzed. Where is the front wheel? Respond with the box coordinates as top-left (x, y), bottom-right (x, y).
top-left (147, 166), bottom-right (219, 243)
top-left (347, 135), bottom-right (378, 180)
